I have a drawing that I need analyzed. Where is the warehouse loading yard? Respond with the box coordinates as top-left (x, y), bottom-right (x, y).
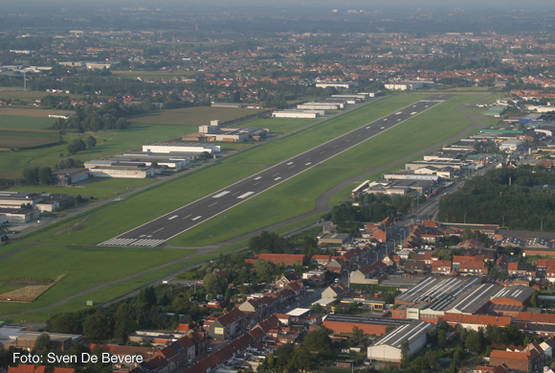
top-left (100, 95), bottom-right (448, 247)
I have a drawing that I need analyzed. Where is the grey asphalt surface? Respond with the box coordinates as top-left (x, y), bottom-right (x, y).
top-left (101, 94), bottom-right (449, 248)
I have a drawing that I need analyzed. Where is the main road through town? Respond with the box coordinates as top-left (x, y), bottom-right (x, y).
top-left (99, 94), bottom-right (450, 248)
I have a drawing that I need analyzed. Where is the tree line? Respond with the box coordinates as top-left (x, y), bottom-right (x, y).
top-left (439, 166), bottom-right (555, 231)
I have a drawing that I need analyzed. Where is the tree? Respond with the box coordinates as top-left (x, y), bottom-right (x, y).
top-left (67, 139), bottom-right (86, 154)
top-left (203, 271), bottom-right (227, 297)
top-left (23, 167), bottom-right (39, 185)
top-left (401, 340), bottom-right (410, 367)
top-left (303, 328), bottom-right (332, 357)
top-left (38, 167), bottom-right (53, 185)
top-left (83, 313), bottom-right (112, 340)
top-left (86, 135), bottom-right (97, 148)
top-left (32, 333), bottom-right (50, 355)
top-left (254, 260), bottom-right (276, 283)
top-left (113, 303), bottom-right (137, 343)
top-left (464, 330), bottom-right (483, 353)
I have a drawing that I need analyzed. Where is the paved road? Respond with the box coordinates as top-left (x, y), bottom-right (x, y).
top-left (100, 95), bottom-right (449, 248)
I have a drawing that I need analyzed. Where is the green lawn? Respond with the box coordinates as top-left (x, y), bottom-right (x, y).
top-left (0, 124), bottom-right (188, 178)
top-left (0, 129), bottom-right (60, 149)
top-left (12, 177), bottom-right (154, 201)
top-left (0, 114), bottom-right (56, 130)
top-left (131, 106), bottom-right (260, 126)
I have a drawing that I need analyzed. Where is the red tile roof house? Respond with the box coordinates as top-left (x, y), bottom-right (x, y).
top-left (489, 350), bottom-right (540, 373)
top-left (8, 367), bottom-right (76, 373)
top-left (207, 308), bottom-right (250, 341)
top-left (431, 260), bottom-right (452, 274)
top-left (452, 255), bottom-right (488, 275)
top-left (8, 366), bottom-right (46, 373)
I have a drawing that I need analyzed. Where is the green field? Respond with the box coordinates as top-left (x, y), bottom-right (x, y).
top-left (0, 129), bottom-right (60, 149)
top-left (131, 106), bottom-right (261, 126)
top-left (0, 124), bottom-right (188, 178)
top-left (0, 92), bottom-right (485, 321)
top-left (167, 94), bottom-right (486, 246)
top-left (13, 177), bottom-right (154, 201)
top-left (0, 114), bottom-right (56, 130)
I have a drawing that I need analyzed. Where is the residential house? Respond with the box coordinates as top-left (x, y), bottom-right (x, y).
top-left (489, 350), bottom-right (540, 373)
top-left (322, 283), bottom-right (347, 300)
top-left (452, 255), bottom-right (488, 275)
top-left (431, 260), bottom-right (452, 274)
top-left (208, 308), bottom-right (249, 341)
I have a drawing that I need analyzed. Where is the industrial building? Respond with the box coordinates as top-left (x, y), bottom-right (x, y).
top-left (52, 168), bottom-right (89, 186)
top-left (367, 321), bottom-right (435, 362)
top-left (323, 314), bottom-right (410, 337)
top-left (142, 143), bottom-right (221, 155)
top-left (405, 159), bottom-right (468, 171)
top-left (351, 179), bottom-right (434, 197)
top-left (271, 109), bottom-right (323, 119)
top-left (84, 160), bottom-right (159, 179)
top-left (384, 81), bottom-right (434, 91)
top-left (297, 102), bottom-right (343, 110)
top-left (194, 120), bottom-right (269, 142)
top-left (392, 276), bottom-right (536, 322)
top-left (315, 81), bottom-right (352, 89)
top-left (383, 172), bottom-right (440, 182)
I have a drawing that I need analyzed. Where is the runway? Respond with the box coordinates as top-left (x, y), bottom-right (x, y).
top-left (99, 94), bottom-right (449, 247)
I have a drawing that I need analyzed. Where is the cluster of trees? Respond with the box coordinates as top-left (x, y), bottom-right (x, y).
top-left (258, 328), bottom-right (334, 372)
top-left (40, 95), bottom-right (73, 109)
top-left (439, 166), bottom-right (555, 231)
top-left (326, 194), bottom-right (415, 233)
top-left (184, 252), bottom-right (285, 301)
top-left (52, 103), bottom-right (138, 132)
top-left (46, 286), bottom-right (208, 343)
top-left (56, 157), bottom-right (84, 170)
top-left (68, 136), bottom-right (96, 154)
top-left (22, 166), bottom-right (53, 185)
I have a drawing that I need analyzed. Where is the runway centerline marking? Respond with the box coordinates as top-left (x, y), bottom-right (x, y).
top-left (212, 190), bottom-right (230, 198)
top-left (237, 191), bottom-right (255, 199)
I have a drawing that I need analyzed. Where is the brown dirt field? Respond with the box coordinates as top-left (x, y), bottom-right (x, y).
top-left (0, 274), bottom-right (65, 303)
top-left (0, 108), bottom-right (73, 118)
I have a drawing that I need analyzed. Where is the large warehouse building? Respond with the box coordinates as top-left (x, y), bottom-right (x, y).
top-left (271, 109), bottom-right (324, 119)
top-left (323, 314), bottom-right (410, 337)
top-left (367, 321), bottom-right (435, 363)
top-left (142, 143), bottom-right (221, 155)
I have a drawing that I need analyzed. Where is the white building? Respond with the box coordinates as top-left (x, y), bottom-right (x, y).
top-left (142, 143), bottom-right (221, 155)
top-left (87, 165), bottom-right (157, 179)
top-left (315, 81), bottom-right (351, 89)
top-left (499, 139), bottom-right (525, 153)
top-left (385, 81), bottom-right (433, 91)
top-left (272, 110), bottom-right (323, 119)
top-left (297, 103), bottom-right (341, 110)
top-left (367, 321), bottom-right (434, 363)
